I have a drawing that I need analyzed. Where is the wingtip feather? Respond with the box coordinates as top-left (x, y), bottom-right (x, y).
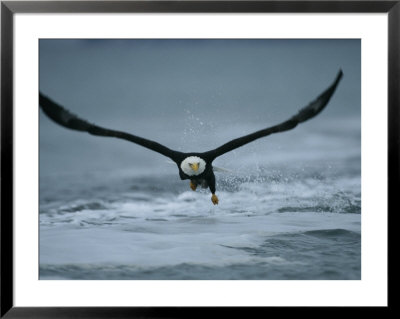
top-left (39, 92), bottom-right (91, 132)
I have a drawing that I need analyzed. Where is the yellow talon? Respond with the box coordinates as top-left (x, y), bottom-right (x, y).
top-left (190, 181), bottom-right (197, 191)
top-left (211, 194), bottom-right (219, 205)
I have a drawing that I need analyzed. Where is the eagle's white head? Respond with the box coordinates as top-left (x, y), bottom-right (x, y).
top-left (180, 156), bottom-right (206, 176)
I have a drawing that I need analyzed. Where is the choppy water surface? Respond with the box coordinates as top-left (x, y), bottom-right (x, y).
top-left (40, 137), bottom-right (361, 280)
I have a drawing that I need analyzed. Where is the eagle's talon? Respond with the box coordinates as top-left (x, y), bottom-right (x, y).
top-left (211, 194), bottom-right (219, 205)
top-left (190, 181), bottom-right (197, 191)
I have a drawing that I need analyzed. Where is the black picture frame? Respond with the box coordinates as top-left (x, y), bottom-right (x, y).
top-left (1, 1), bottom-right (396, 317)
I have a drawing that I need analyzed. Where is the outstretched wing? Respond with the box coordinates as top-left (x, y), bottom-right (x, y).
top-left (39, 93), bottom-right (184, 162)
top-left (206, 70), bottom-right (343, 160)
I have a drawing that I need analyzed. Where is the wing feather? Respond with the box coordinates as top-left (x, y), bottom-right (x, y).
top-left (206, 70), bottom-right (343, 160)
top-left (39, 93), bottom-right (183, 162)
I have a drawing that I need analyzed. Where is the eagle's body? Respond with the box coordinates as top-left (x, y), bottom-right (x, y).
top-left (177, 155), bottom-right (217, 202)
top-left (39, 70), bottom-right (343, 205)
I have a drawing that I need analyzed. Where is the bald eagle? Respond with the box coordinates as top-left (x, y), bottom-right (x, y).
top-left (39, 70), bottom-right (343, 205)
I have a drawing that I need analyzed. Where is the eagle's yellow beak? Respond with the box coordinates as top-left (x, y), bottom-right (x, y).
top-left (191, 163), bottom-right (199, 171)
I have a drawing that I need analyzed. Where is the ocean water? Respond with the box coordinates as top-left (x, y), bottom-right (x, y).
top-left (39, 118), bottom-right (361, 280)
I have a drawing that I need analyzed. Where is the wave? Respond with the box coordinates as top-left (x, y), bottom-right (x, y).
top-left (39, 168), bottom-right (361, 280)
top-left (39, 231), bottom-right (360, 280)
top-left (40, 169), bottom-right (360, 219)
top-left (303, 228), bottom-right (361, 240)
top-left (39, 184), bottom-right (360, 228)
top-left (39, 262), bottom-right (283, 280)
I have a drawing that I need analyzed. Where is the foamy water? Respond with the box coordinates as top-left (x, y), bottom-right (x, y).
top-left (40, 154), bottom-right (361, 280)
